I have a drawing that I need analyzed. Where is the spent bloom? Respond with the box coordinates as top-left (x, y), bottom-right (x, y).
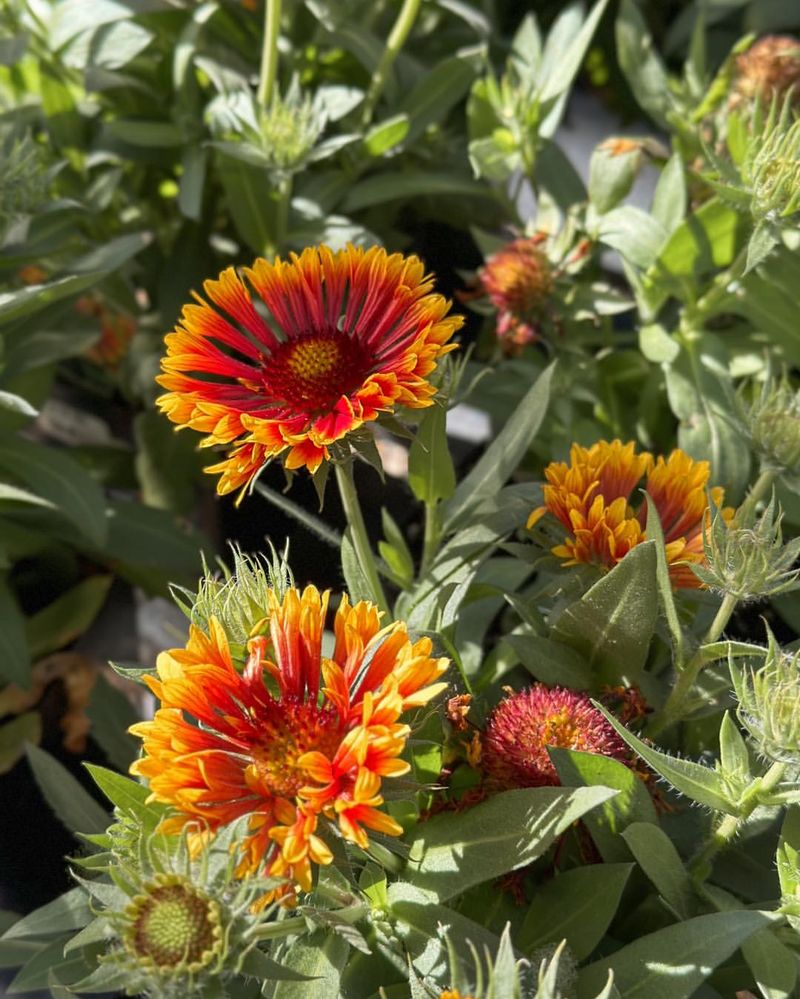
top-left (481, 684), bottom-right (628, 789)
top-left (528, 439), bottom-right (731, 588)
top-left (478, 237), bottom-right (553, 353)
top-left (731, 632), bottom-right (800, 765)
top-left (130, 585), bottom-right (448, 901)
top-left (733, 36), bottom-right (800, 107)
top-left (157, 244), bottom-right (462, 495)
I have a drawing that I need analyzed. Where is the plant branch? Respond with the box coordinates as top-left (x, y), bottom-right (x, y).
top-left (361, 0), bottom-right (422, 126)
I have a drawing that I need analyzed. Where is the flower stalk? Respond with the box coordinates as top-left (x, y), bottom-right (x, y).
top-left (257, 0), bottom-right (282, 110)
top-left (335, 460), bottom-right (390, 614)
top-left (361, 0), bottom-right (422, 125)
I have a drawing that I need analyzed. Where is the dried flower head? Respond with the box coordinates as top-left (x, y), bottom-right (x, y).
top-left (734, 36), bottom-right (800, 106)
top-left (528, 439), bottom-right (731, 589)
top-left (157, 244), bottom-right (462, 495)
top-left (731, 631), bottom-right (800, 764)
top-left (481, 684), bottom-right (628, 789)
top-left (131, 583), bottom-right (448, 900)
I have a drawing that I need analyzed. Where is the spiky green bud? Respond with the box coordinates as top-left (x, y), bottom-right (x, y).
top-left (731, 631), bottom-right (800, 765)
top-left (691, 496), bottom-right (800, 600)
top-left (746, 376), bottom-right (800, 476)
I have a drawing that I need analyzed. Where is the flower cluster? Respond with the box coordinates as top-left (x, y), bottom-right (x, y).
top-left (130, 585), bottom-right (448, 900)
top-left (528, 439), bottom-right (730, 588)
top-left (157, 244), bottom-right (462, 494)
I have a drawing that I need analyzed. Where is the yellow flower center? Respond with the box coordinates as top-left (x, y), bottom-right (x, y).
top-left (286, 337), bottom-right (341, 381)
top-left (127, 878), bottom-right (221, 970)
top-left (250, 701), bottom-right (341, 798)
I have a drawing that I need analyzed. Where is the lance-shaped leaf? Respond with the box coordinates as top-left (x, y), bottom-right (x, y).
top-left (404, 785), bottom-right (616, 902)
top-left (593, 704), bottom-right (741, 814)
top-left (577, 910), bottom-right (781, 999)
top-left (551, 542), bottom-right (658, 686)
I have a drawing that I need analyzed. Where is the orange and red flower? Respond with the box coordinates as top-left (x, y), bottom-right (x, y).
top-left (481, 684), bottom-right (628, 789)
top-left (156, 245), bottom-right (462, 495)
top-left (130, 586), bottom-right (448, 899)
top-left (528, 439), bottom-right (731, 588)
top-left (478, 236), bottom-right (552, 353)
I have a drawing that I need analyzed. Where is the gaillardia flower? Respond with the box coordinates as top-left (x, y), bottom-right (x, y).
top-left (527, 439), bottom-right (730, 588)
top-left (479, 236), bottom-right (552, 353)
top-left (481, 684), bottom-right (627, 788)
top-left (130, 586), bottom-right (448, 898)
top-left (157, 244), bottom-right (462, 494)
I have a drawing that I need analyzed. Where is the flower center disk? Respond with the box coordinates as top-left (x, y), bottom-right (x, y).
top-left (128, 881), bottom-right (220, 969)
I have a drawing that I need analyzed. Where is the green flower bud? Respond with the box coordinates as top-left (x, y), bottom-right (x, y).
top-left (731, 631), bottom-right (800, 765)
top-left (691, 496), bottom-right (800, 600)
top-left (746, 377), bottom-right (800, 476)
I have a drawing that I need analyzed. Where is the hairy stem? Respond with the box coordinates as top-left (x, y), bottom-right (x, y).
top-left (690, 760), bottom-right (786, 884)
top-left (737, 467), bottom-right (779, 523)
top-left (335, 461), bottom-right (390, 614)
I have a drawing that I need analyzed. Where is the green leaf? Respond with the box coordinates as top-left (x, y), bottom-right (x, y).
top-left (621, 822), bottom-right (693, 920)
top-left (82, 765), bottom-right (151, 821)
top-left (405, 785), bottom-right (616, 902)
top-left (519, 862), bottom-right (633, 959)
top-left (550, 542), bottom-right (658, 686)
top-left (0, 483), bottom-right (57, 509)
top-left (104, 119), bottom-right (184, 147)
top-left (341, 172), bottom-right (494, 213)
top-left (598, 207), bottom-right (667, 269)
top-left (0, 577), bottom-right (30, 686)
top-left (504, 634), bottom-right (593, 690)
top-left (550, 749), bottom-right (657, 862)
top-left (25, 744), bottom-right (109, 836)
top-left (6, 934), bottom-right (94, 993)
top-left (615, 0), bottom-right (670, 127)
top-left (718, 711), bottom-right (751, 782)
top-left (651, 154), bottom-right (687, 235)
top-left (363, 114), bottom-right (409, 156)
top-left (215, 151), bottom-right (275, 255)
top-left (408, 405), bottom-right (455, 504)
top-left (539, 0), bottom-right (612, 103)
top-left (133, 410), bottom-right (205, 514)
top-left (577, 910), bottom-right (781, 999)
top-left (378, 508), bottom-right (414, 588)
top-left (741, 928), bottom-right (797, 999)
top-left (272, 929), bottom-right (348, 997)
top-left (85, 677), bottom-right (139, 772)
top-left (397, 49), bottom-right (483, 146)
top-left (0, 440), bottom-right (108, 547)
top-left (444, 362), bottom-right (555, 530)
top-left (0, 713), bottom-right (41, 775)
top-left (61, 960), bottom-right (132, 995)
top-left (594, 704), bottom-right (740, 814)
top-left (0, 889), bottom-right (91, 941)
top-left (341, 527), bottom-right (373, 605)
top-left (388, 882), bottom-right (500, 980)
top-left (25, 576), bottom-right (111, 659)
top-left (239, 948), bottom-right (319, 982)
top-left (776, 805), bottom-right (800, 900)
top-left (641, 494), bottom-right (685, 662)
top-left (0, 391), bottom-right (38, 419)
top-left (649, 197), bottom-right (740, 286)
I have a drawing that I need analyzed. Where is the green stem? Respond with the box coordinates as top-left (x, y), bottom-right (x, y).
top-left (685, 245), bottom-right (749, 327)
top-left (690, 760), bottom-right (786, 884)
top-left (361, 0), bottom-right (422, 126)
top-left (420, 501), bottom-right (441, 577)
top-left (737, 467), bottom-right (778, 523)
top-left (246, 914), bottom-right (307, 941)
top-left (257, 0), bottom-right (281, 110)
top-left (263, 174), bottom-right (292, 260)
top-left (335, 461), bottom-right (390, 615)
top-left (651, 591), bottom-right (739, 737)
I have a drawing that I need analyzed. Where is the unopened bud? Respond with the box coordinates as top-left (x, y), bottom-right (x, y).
top-left (692, 496), bottom-right (800, 600)
top-left (731, 631), bottom-right (800, 764)
top-left (747, 377), bottom-right (800, 475)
